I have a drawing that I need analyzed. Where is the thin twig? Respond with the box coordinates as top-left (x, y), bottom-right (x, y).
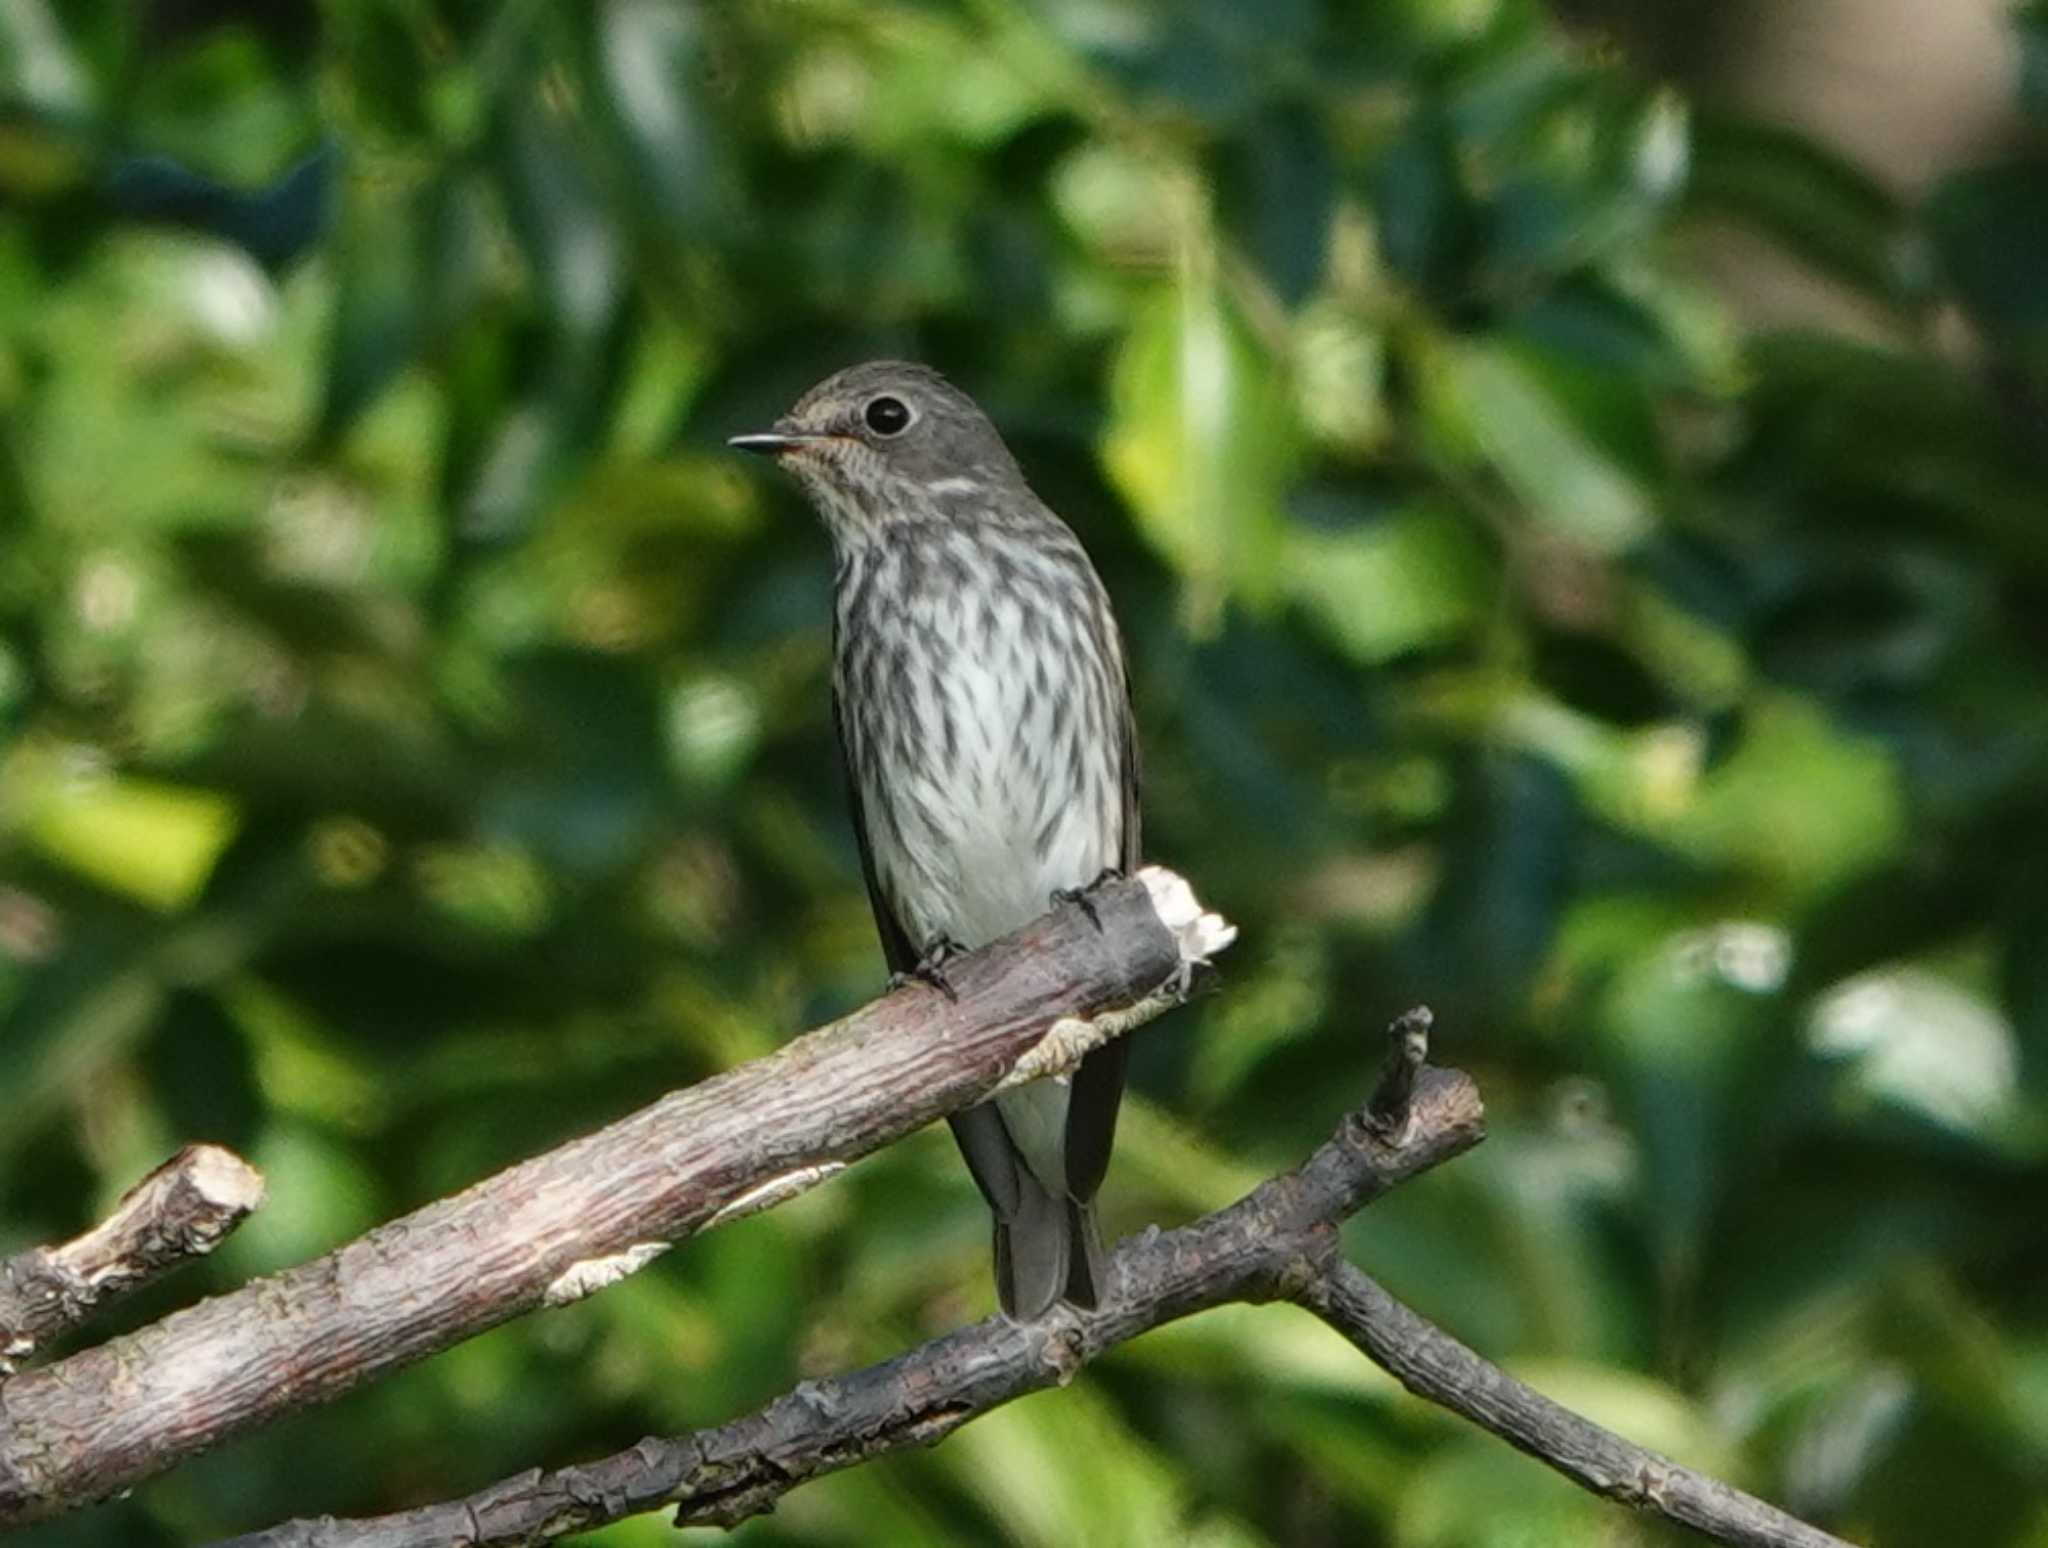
top-left (1299, 1266), bottom-right (1854, 1548)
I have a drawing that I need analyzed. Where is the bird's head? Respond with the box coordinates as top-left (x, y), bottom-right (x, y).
top-left (729, 361), bottom-right (1026, 543)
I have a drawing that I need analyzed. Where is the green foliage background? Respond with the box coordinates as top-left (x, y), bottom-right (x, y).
top-left (4, 1), bottom-right (2048, 1544)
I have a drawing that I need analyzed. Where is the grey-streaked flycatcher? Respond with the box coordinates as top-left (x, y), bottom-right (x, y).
top-left (732, 361), bottom-right (1139, 1319)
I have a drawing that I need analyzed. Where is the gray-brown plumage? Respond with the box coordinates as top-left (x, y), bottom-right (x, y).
top-left (731, 361), bottom-right (1140, 1318)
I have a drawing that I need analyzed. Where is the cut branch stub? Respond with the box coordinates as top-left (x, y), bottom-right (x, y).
top-left (1366, 1005), bottom-right (1433, 1141)
top-left (0, 1144), bottom-right (264, 1376)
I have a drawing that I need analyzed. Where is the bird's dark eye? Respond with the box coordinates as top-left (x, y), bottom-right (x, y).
top-left (863, 395), bottom-right (912, 436)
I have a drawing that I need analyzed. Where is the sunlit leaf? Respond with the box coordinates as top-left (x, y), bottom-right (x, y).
top-left (1811, 967), bottom-right (2022, 1140)
top-left (1103, 275), bottom-right (1300, 623)
top-left (1662, 695), bottom-right (1904, 898)
top-left (1283, 499), bottom-right (1488, 664)
top-left (1417, 333), bottom-right (1654, 553)
top-left (1394, 1437), bottom-right (1627, 1548)
top-left (0, 0), bottom-right (94, 116)
top-left (21, 767), bottom-right (239, 911)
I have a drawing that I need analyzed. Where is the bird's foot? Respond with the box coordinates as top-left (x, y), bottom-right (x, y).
top-left (1051, 867), bottom-right (1125, 933)
top-left (889, 935), bottom-right (966, 1002)
top-left (1164, 957), bottom-right (1197, 1003)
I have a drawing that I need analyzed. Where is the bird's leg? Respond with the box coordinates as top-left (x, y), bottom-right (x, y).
top-left (1051, 866), bottom-right (1125, 932)
top-left (889, 934), bottom-right (966, 1002)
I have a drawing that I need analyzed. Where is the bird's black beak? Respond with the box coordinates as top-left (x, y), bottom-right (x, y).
top-left (727, 431), bottom-right (812, 456)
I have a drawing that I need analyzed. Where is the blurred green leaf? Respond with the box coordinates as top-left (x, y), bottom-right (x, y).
top-left (104, 140), bottom-right (337, 272)
top-left (1418, 749), bottom-right (1580, 1023)
top-left (1596, 927), bottom-right (1786, 1290)
top-left (318, 170), bottom-right (494, 444)
top-left (1103, 275), bottom-right (1300, 620)
top-left (19, 765), bottom-right (239, 911)
top-left (1418, 333), bottom-right (1653, 553)
top-left (1215, 99), bottom-right (1335, 306)
top-left (2003, 880), bottom-right (2048, 1100)
top-left (221, 1121), bottom-right (386, 1275)
top-left (2019, 1), bottom-right (2048, 124)
top-left (584, 0), bottom-right (719, 234)
top-left (1924, 160), bottom-right (2048, 344)
top-left (1810, 966), bottom-right (2022, 1142)
top-left (1686, 113), bottom-right (1912, 304)
top-left (144, 987), bottom-right (264, 1149)
top-left (1282, 498), bottom-right (1488, 665)
top-left (1394, 1438), bottom-right (1629, 1548)
top-left (495, 87), bottom-right (624, 347)
top-left (0, 0), bottom-right (93, 117)
top-left (1371, 104), bottom-right (1479, 301)
top-left (1663, 695), bottom-right (1903, 898)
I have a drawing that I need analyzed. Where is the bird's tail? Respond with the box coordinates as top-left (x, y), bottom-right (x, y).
top-left (994, 1178), bottom-right (1105, 1320)
top-left (1062, 1194), bottom-right (1107, 1308)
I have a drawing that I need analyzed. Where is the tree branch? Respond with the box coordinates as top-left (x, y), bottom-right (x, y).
top-left (217, 1014), bottom-right (1858, 1548)
top-left (0, 868), bottom-right (1233, 1529)
top-left (0, 1144), bottom-right (264, 1376)
top-left (1298, 1266), bottom-right (1851, 1548)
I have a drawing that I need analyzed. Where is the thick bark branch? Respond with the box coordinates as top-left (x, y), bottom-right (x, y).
top-left (0, 1144), bottom-right (264, 1375)
top-left (217, 1015), bottom-right (1858, 1548)
top-left (0, 869), bottom-right (1231, 1529)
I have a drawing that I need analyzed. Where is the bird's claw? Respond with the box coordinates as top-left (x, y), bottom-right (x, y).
top-left (891, 935), bottom-right (965, 1003)
top-left (1051, 867), bottom-right (1125, 934)
top-left (1050, 885), bottom-right (1103, 931)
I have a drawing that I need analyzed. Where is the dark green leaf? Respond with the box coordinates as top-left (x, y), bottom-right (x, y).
top-left (316, 171), bottom-right (494, 443)
top-left (104, 138), bottom-right (337, 271)
top-left (1215, 98), bottom-right (1335, 306)
top-left (1686, 113), bottom-right (1913, 304)
top-left (2019, 0), bottom-right (2048, 123)
top-left (1924, 160), bottom-right (2048, 343)
top-left (1371, 105), bottom-right (1479, 299)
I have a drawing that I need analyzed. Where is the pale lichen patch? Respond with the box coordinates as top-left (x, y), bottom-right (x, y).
top-left (542, 1242), bottom-right (671, 1307)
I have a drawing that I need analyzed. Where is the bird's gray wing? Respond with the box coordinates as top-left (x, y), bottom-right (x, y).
top-left (1062, 669), bottom-right (1141, 1203)
top-left (835, 692), bottom-right (1026, 1220)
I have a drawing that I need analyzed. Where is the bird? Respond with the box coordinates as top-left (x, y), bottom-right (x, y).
top-left (730, 361), bottom-right (1140, 1319)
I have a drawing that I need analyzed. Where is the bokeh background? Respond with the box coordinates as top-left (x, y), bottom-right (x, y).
top-left (4, 0), bottom-right (2048, 1544)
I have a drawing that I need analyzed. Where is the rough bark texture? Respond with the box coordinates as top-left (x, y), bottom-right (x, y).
top-left (0, 872), bottom-right (1208, 1528)
top-left (0, 1144), bottom-right (264, 1375)
top-left (217, 1017), bottom-right (1858, 1548)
